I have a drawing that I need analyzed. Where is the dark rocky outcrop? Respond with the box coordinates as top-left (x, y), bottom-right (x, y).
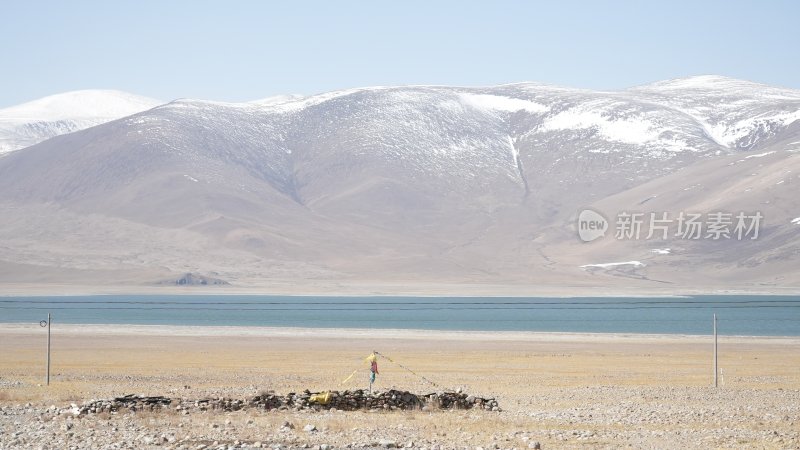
top-left (157, 272), bottom-right (229, 286)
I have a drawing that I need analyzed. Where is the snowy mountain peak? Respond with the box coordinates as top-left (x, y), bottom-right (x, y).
top-left (626, 76), bottom-right (800, 149)
top-left (0, 90), bottom-right (163, 154)
top-left (637, 75), bottom-right (754, 89)
top-left (632, 75), bottom-right (800, 98)
top-left (248, 94), bottom-right (306, 106)
top-left (0, 90), bottom-right (162, 121)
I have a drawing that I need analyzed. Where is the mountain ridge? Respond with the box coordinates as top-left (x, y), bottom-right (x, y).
top-left (0, 76), bottom-right (798, 292)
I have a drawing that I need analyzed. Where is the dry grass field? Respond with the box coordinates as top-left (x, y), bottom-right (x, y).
top-left (1, 325), bottom-right (799, 449)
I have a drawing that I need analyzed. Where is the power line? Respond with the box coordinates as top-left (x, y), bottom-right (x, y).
top-left (373, 351), bottom-right (443, 390)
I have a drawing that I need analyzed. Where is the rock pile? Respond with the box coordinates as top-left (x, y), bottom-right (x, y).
top-left (249, 389), bottom-right (426, 411)
top-left (74, 394), bottom-right (171, 414)
top-left (75, 390), bottom-right (500, 415)
top-left (431, 392), bottom-right (501, 411)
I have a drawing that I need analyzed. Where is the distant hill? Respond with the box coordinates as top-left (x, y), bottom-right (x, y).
top-left (0, 76), bottom-right (798, 294)
top-left (0, 90), bottom-right (162, 154)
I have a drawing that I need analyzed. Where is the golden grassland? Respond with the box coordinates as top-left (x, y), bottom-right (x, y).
top-left (2, 327), bottom-right (798, 393)
top-left (1, 325), bottom-right (799, 448)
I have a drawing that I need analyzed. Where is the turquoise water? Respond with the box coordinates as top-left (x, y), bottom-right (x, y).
top-left (1, 295), bottom-right (798, 336)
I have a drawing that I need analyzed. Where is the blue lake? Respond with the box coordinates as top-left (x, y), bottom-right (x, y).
top-left (1, 295), bottom-right (798, 336)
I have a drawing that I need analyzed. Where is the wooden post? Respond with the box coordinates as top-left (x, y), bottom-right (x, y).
top-left (46, 313), bottom-right (51, 386)
top-left (713, 313), bottom-right (718, 388)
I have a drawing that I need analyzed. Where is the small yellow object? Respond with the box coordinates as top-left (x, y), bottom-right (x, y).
top-left (309, 392), bottom-right (331, 405)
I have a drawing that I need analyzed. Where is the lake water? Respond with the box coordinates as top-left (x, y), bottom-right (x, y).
top-left (1, 295), bottom-right (798, 336)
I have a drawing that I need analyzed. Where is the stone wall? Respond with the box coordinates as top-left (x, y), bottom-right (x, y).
top-left (74, 390), bottom-right (500, 415)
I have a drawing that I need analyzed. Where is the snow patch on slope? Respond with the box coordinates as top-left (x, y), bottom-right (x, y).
top-left (580, 261), bottom-right (646, 269)
top-left (459, 93), bottom-right (548, 114)
top-left (713, 110), bottom-right (800, 147)
top-left (540, 106), bottom-right (659, 145)
top-left (744, 151), bottom-right (776, 159)
top-left (257, 87), bottom-right (393, 113)
top-left (536, 100), bottom-right (693, 154)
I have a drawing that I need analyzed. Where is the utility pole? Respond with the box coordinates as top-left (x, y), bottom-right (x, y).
top-left (41, 314), bottom-right (51, 386)
top-left (713, 313), bottom-right (718, 388)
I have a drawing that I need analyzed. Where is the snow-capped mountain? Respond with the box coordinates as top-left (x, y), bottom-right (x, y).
top-left (630, 75), bottom-right (800, 149)
top-left (0, 76), bottom-right (798, 291)
top-left (0, 90), bottom-right (162, 154)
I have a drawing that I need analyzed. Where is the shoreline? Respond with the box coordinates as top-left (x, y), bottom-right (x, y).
top-left (3, 290), bottom-right (799, 300)
top-left (2, 282), bottom-right (800, 297)
top-left (2, 322), bottom-right (799, 343)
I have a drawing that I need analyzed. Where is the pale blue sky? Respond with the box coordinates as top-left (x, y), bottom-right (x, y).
top-left (2, 0), bottom-right (798, 107)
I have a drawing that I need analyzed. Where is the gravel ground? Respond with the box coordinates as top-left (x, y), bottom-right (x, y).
top-left (2, 326), bottom-right (799, 449)
top-left (2, 381), bottom-right (799, 449)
